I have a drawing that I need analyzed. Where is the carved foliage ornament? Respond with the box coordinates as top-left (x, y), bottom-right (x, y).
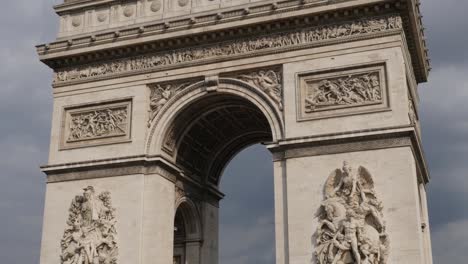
top-left (305, 71), bottom-right (382, 112)
top-left (315, 162), bottom-right (390, 264)
top-left (61, 186), bottom-right (118, 264)
top-left (54, 15), bottom-right (402, 84)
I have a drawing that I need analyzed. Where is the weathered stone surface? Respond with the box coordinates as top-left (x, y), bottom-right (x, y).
top-left (37, 0), bottom-right (433, 264)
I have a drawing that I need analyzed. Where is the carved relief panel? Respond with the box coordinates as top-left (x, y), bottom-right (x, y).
top-left (297, 64), bottom-right (389, 121)
top-left (61, 186), bottom-right (118, 264)
top-left (315, 162), bottom-right (390, 264)
top-left (61, 99), bottom-right (132, 149)
top-left (54, 15), bottom-right (402, 85)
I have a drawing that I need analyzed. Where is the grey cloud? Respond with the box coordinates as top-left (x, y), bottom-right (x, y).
top-left (421, 0), bottom-right (468, 67)
top-left (432, 219), bottom-right (468, 263)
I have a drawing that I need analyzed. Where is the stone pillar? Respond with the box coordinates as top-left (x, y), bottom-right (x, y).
top-left (141, 172), bottom-right (176, 264)
top-left (40, 164), bottom-right (177, 264)
top-left (200, 200), bottom-right (219, 264)
top-left (271, 153), bottom-right (289, 264)
top-left (185, 241), bottom-right (201, 264)
top-left (273, 144), bottom-right (427, 264)
top-left (418, 183), bottom-right (434, 264)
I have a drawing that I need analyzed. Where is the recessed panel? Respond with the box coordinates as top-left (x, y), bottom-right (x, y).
top-left (60, 99), bottom-right (132, 150)
top-left (297, 64), bottom-right (389, 121)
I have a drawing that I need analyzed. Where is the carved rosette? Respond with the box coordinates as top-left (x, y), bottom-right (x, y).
top-left (54, 15), bottom-right (402, 84)
top-left (61, 186), bottom-right (118, 264)
top-left (315, 162), bottom-right (390, 264)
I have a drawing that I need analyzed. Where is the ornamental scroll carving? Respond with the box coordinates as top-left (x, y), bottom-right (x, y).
top-left (315, 162), bottom-right (390, 264)
top-left (305, 71), bottom-right (382, 112)
top-left (61, 186), bottom-right (118, 264)
top-left (54, 15), bottom-right (402, 84)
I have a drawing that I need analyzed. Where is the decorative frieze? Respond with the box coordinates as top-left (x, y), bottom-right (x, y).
top-left (61, 186), bottom-right (118, 264)
top-left (62, 99), bottom-right (132, 149)
top-left (315, 162), bottom-right (390, 264)
top-left (53, 15), bottom-right (402, 85)
top-left (297, 64), bottom-right (388, 121)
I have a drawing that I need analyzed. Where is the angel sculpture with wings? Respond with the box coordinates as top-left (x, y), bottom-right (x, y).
top-left (148, 82), bottom-right (191, 125)
top-left (315, 162), bottom-right (390, 264)
top-left (149, 84), bottom-right (173, 118)
top-left (239, 70), bottom-right (283, 110)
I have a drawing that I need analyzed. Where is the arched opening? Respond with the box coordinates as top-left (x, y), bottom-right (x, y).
top-left (165, 92), bottom-right (274, 185)
top-left (160, 86), bottom-right (279, 263)
top-left (219, 144), bottom-right (275, 264)
top-left (173, 200), bottom-right (202, 264)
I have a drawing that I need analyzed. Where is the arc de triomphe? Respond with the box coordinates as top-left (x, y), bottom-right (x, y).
top-left (37, 0), bottom-right (433, 263)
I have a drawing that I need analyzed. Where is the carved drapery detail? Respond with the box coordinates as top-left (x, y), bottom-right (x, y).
top-left (68, 107), bottom-right (128, 142)
top-left (148, 81), bottom-right (193, 125)
top-left (235, 68), bottom-right (283, 110)
top-left (315, 162), bottom-right (390, 264)
top-left (54, 15), bottom-right (402, 84)
top-left (61, 186), bottom-right (118, 264)
top-left (305, 71), bottom-right (382, 112)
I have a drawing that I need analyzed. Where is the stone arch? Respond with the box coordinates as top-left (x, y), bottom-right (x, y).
top-left (146, 78), bottom-right (284, 185)
top-left (174, 197), bottom-right (202, 241)
top-left (174, 197), bottom-right (202, 264)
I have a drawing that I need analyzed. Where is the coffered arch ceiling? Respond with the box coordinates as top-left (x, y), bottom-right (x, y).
top-left (166, 93), bottom-right (273, 186)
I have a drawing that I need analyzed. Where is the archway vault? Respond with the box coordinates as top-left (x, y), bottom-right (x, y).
top-left (147, 77), bottom-right (284, 186)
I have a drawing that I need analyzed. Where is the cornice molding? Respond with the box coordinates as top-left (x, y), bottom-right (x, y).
top-left (37, 0), bottom-right (429, 82)
top-left (267, 125), bottom-right (430, 183)
top-left (51, 14), bottom-right (404, 86)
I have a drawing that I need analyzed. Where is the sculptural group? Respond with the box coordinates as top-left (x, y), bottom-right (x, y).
top-left (61, 186), bottom-right (118, 264)
top-left (315, 162), bottom-right (390, 264)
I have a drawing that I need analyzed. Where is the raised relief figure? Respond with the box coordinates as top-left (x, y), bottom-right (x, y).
top-left (68, 108), bottom-right (128, 142)
top-left (315, 162), bottom-right (389, 264)
top-left (238, 69), bottom-right (283, 110)
top-left (54, 15), bottom-right (401, 84)
top-left (148, 82), bottom-right (192, 125)
top-left (305, 72), bottom-right (382, 113)
top-left (61, 186), bottom-right (118, 264)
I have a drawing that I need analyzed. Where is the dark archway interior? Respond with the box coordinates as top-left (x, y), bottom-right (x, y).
top-left (167, 94), bottom-right (273, 185)
top-left (174, 208), bottom-right (186, 243)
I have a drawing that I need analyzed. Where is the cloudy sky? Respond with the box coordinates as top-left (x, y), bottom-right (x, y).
top-left (0, 0), bottom-right (467, 263)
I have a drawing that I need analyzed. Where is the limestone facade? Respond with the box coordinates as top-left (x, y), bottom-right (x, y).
top-left (37, 0), bottom-right (433, 263)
